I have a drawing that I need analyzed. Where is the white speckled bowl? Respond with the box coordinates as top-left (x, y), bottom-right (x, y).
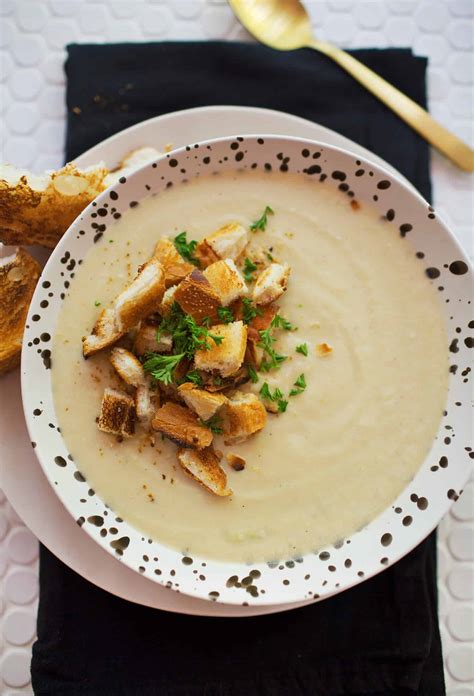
top-left (22, 136), bottom-right (472, 606)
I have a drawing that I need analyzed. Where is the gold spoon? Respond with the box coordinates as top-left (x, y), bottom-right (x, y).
top-left (229, 0), bottom-right (474, 172)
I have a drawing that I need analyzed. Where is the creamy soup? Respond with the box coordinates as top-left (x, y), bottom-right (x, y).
top-left (52, 171), bottom-right (448, 563)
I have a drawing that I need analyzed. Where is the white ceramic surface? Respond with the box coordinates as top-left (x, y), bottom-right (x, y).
top-left (1, 1), bottom-right (473, 693)
top-left (22, 133), bottom-right (472, 607)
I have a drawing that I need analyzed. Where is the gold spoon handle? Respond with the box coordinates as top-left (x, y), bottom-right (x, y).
top-left (309, 39), bottom-right (474, 172)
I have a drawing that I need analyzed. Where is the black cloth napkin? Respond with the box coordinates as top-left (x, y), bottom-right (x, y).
top-left (31, 42), bottom-right (444, 696)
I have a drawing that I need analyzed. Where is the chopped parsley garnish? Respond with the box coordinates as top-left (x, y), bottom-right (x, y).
top-left (259, 382), bottom-right (284, 401)
top-left (157, 303), bottom-right (223, 359)
top-left (243, 257), bottom-right (258, 282)
top-left (94, 300), bottom-right (101, 307)
top-left (200, 415), bottom-right (223, 434)
top-left (266, 251), bottom-right (274, 262)
top-left (246, 365), bottom-right (259, 384)
top-left (217, 306), bottom-right (234, 323)
top-left (143, 352), bottom-right (184, 385)
top-left (260, 382), bottom-right (287, 413)
top-left (290, 373), bottom-right (307, 397)
top-left (296, 343), bottom-right (308, 356)
top-left (185, 370), bottom-right (203, 386)
top-left (250, 205), bottom-right (274, 232)
top-left (271, 314), bottom-right (296, 331)
top-left (241, 297), bottom-right (263, 324)
top-left (213, 375), bottom-right (223, 386)
top-left (173, 231), bottom-right (200, 267)
top-left (258, 329), bottom-right (287, 372)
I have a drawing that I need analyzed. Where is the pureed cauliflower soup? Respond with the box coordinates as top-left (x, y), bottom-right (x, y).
top-left (52, 171), bottom-right (448, 563)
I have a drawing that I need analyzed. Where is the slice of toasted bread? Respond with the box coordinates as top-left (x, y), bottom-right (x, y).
top-left (114, 258), bottom-right (165, 331)
top-left (134, 324), bottom-right (172, 356)
top-left (110, 347), bottom-right (145, 387)
top-left (194, 321), bottom-right (247, 377)
top-left (97, 387), bottom-right (135, 438)
top-left (82, 307), bottom-right (123, 358)
top-left (151, 401), bottom-right (213, 449)
top-left (222, 391), bottom-right (267, 445)
top-left (177, 447), bottom-right (231, 497)
top-left (0, 147), bottom-right (163, 249)
top-left (252, 263), bottom-right (290, 305)
top-left (174, 268), bottom-right (221, 324)
top-left (153, 237), bottom-right (194, 288)
top-left (199, 223), bottom-right (248, 262)
top-left (203, 258), bottom-right (247, 306)
top-left (177, 383), bottom-right (228, 421)
top-left (0, 163), bottom-right (108, 248)
top-left (0, 248), bottom-right (41, 375)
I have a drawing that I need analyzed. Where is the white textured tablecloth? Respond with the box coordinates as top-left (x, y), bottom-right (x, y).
top-left (0, 1), bottom-right (473, 693)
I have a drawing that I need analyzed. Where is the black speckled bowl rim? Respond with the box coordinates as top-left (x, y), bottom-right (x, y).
top-left (21, 135), bottom-right (473, 606)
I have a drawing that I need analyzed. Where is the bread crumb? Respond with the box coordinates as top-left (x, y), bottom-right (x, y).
top-left (316, 342), bottom-right (333, 356)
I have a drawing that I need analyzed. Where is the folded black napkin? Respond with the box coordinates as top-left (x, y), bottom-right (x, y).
top-left (31, 42), bottom-right (444, 695)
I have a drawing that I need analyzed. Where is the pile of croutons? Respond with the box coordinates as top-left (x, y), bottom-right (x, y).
top-left (83, 220), bottom-right (291, 497)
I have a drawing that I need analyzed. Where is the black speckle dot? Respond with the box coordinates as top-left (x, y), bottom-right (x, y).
top-left (386, 209), bottom-right (395, 221)
top-left (129, 201), bottom-right (139, 208)
top-left (203, 156), bottom-right (210, 164)
top-left (402, 515), bottom-right (413, 526)
top-left (319, 551), bottom-right (330, 561)
top-left (32, 314), bottom-right (40, 322)
top-left (447, 489), bottom-right (459, 501)
top-left (416, 252), bottom-right (425, 259)
top-left (40, 332), bottom-right (51, 342)
top-left (87, 515), bottom-right (104, 527)
top-left (355, 169), bottom-right (365, 177)
top-left (230, 142), bottom-right (239, 150)
top-left (344, 559), bottom-right (352, 568)
top-left (235, 151), bottom-right (244, 162)
top-left (381, 533), bottom-right (392, 547)
top-left (169, 159), bottom-right (178, 167)
top-left (257, 138), bottom-right (264, 145)
top-left (74, 471), bottom-right (86, 482)
top-left (54, 456), bottom-right (67, 467)
top-left (377, 180), bottom-right (391, 190)
top-left (332, 170), bottom-right (346, 181)
top-left (449, 339), bottom-right (459, 353)
top-left (305, 165), bottom-right (321, 175)
top-left (439, 456), bottom-right (448, 468)
top-left (33, 408), bottom-right (42, 416)
top-left (110, 190), bottom-right (118, 201)
top-left (301, 148), bottom-right (310, 158)
top-left (182, 556), bottom-right (193, 566)
top-left (465, 337), bottom-right (473, 348)
top-left (399, 224), bottom-right (412, 237)
top-left (426, 267), bottom-right (440, 279)
top-left (417, 497), bottom-right (428, 510)
top-left (449, 260), bottom-right (468, 275)
top-left (76, 517), bottom-right (85, 527)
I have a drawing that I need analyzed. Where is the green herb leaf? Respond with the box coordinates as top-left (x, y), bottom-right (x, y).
top-left (243, 257), bottom-right (258, 283)
top-left (277, 399), bottom-right (288, 413)
top-left (213, 375), bottom-right (223, 386)
top-left (296, 343), bottom-right (308, 356)
top-left (217, 306), bottom-right (234, 324)
top-left (94, 300), bottom-right (101, 307)
top-left (143, 352), bottom-right (184, 385)
top-left (241, 297), bottom-right (263, 324)
top-left (258, 329), bottom-right (287, 371)
top-left (157, 304), bottom-right (223, 360)
top-left (185, 370), bottom-right (203, 386)
top-left (266, 251), bottom-right (274, 262)
top-left (289, 373), bottom-right (307, 397)
top-left (173, 231), bottom-right (200, 267)
top-left (250, 205), bottom-right (274, 232)
top-left (259, 382), bottom-right (284, 402)
top-left (271, 314), bottom-right (296, 331)
top-left (200, 415), bottom-right (223, 434)
top-left (246, 365), bottom-right (259, 384)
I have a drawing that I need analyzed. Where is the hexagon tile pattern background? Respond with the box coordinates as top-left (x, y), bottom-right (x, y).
top-left (0, 1), bottom-right (473, 694)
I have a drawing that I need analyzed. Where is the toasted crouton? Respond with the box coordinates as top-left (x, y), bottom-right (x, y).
top-left (178, 383), bottom-right (228, 421)
top-left (222, 391), bottom-right (267, 445)
top-left (203, 259), bottom-right (247, 306)
top-left (114, 258), bottom-right (165, 331)
top-left (134, 324), bottom-right (172, 356)
top-left (110, 347), bottom-right (145, 387)
top-left (194, 321), bottom-right (247, 377)
top-left (195, 240), bottom-right (219, 268)
top-left (252, 263), bottom-right (290, 305)
top-left (177, 447), bottom-right (231, 497)
top-left (159, 285), bottom-right (178, 316)
top-left (0, 248), bottom-right (41, 375)
top-left (153, 237), bottom-right (194, 288)
top-left (174, 268), bottom-right (220, 323)
top-left (82, 307), bottom-right (123, 358)
top-left (97, 387), bottom-right (135, 438)
top-left (199, 223), bottom-right (248, 262)
top-left (151, 401), bottom-right (213, 449)
top-left (135, 383), bottom-right (157, 428)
